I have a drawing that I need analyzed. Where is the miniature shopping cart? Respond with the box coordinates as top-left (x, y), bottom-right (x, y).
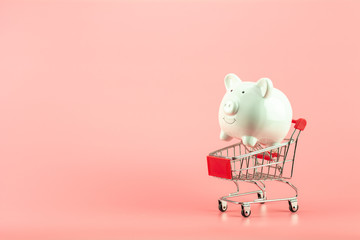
top-left (207, 118), bottom-right (307, 217)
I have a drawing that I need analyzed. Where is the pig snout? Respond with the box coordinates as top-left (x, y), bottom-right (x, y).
top-left (223, 100), bottom-right (238, 116)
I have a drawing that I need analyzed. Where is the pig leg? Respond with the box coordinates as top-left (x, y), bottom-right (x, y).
top-left (220, 130), bottom-right (233, 141)
top-left (242, 136), bottom-right (258, 147)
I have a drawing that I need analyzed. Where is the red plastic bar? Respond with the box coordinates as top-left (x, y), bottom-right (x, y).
top-left (255, 152), bottom-right (278, 161)
top-left (207, 156), bottom-right (232, 179)
top-left (292, 118), bottom-right (307, 131)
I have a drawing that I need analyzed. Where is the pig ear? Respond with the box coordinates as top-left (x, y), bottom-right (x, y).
top-left (224, 73), bottom-right (241, 90)
top-left (256, 78), bottom-right (273, 98)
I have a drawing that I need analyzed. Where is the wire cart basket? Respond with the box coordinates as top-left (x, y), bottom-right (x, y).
top-left (207, 118), bottom-right (307, 217)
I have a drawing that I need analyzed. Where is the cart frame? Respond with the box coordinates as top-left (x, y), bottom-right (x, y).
top-left (207, 118), bottom-right (307, 217)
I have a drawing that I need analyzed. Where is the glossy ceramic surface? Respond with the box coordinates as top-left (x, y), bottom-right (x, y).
top-left (219, 74), bottom-right (292, 146)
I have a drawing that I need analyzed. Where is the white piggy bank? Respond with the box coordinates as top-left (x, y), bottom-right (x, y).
top-left (219, 73), bottom-right (292, 147)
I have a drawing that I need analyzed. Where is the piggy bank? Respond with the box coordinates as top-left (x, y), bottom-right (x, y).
top-left (219, 73), bottom-right (292, 147)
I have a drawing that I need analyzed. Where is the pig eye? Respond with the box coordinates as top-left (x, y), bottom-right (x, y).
top-left (230, 89), bottom-right (233, 92)
top-left (242, 91), bottom-right (245, 94)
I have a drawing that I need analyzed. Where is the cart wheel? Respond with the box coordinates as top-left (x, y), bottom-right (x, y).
top-left (241, 205), bottom-right (251, 217)
top-left (257, 192), bottom-right (266, 204)
top-left (288, 200), bottom-right (299, 212)
top-left (241, 209), bottom-right (251, 217)
top-left (218, 200), bottom-right (227, 212)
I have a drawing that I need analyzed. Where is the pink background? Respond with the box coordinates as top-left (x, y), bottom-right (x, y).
top-left (0, 0), bottom-right (359, 239)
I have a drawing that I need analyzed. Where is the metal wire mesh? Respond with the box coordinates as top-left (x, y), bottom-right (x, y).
top-left (209, 137), bottom-right (298, 181)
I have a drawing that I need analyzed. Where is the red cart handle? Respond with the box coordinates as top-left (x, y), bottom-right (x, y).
top-left (292, 118), bottom-right (307, 131)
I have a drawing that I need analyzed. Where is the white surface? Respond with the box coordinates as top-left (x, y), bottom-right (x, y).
top-left (219, 73), bottom-right (293, 146)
